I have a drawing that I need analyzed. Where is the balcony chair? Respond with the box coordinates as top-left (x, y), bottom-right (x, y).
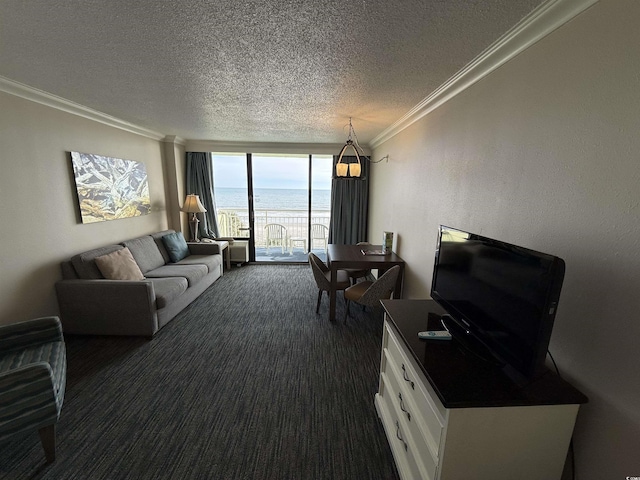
top-left (344, 265), bottom-right (401, 322)
top-left (308, 253), bottom-right (350, 314)
top-left (0, 316), bottom-right (67, 463)
top-left (264, 223), bottom-right (288, 254)
top-left (310, 224), bottom-right (329, 254)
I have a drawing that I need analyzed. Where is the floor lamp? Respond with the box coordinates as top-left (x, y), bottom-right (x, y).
top-left (181, 194), bottom-right (207, 242)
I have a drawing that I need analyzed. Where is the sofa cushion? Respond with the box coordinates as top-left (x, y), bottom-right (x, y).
top-left (151, 230), bottom-right (175, 264)
top-left (176, 254), bottom-right (222, 274)
top-left (146, 277), bottom-right (188, 309)
top-left (122, 236), bottom-right (166, 274)
top-left (161, 232), bottom-right (190, 263)
top-left (95, 247), bottom-right (145, 281)
top-left (144, 264), bottom-right (208, 287)
top-left (70, 245), bottom-right (124, 279)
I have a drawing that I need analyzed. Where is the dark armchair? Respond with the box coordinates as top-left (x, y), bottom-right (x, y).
top-left (0, 316), bottom-right (67, 463)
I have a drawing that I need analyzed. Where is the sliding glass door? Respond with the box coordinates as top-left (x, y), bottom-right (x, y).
top-left (310, 155), bottom-right (332, 260)
top-left (252, 154), bottom-right (308, 261)
top-left (211, 152), bottom-right (251, 241)
top-left (211, 153), bottom-right (332, 263)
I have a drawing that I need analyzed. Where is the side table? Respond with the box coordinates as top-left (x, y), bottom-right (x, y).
top-left (289, 237), bottom-right (307, 254)
top-left (228, 240), bottom-right (249, 265)
top-left (215, 241), bottom-right (231, 270)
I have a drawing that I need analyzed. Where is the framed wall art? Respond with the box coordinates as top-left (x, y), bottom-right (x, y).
top-left (70, 151), bottom-right (151, 224)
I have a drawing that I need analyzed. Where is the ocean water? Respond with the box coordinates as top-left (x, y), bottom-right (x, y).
top-left (215, 188), bottom-right (330, 211)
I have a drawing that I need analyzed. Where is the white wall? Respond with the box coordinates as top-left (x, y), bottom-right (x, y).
top-left (369, 0), bottom-right (640, 477)
top-left (162, 138), bottom-right (187, 232)
top-left (0, 92), bottom-right (168, 325)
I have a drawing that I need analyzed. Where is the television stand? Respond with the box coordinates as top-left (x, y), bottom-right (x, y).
top-left (375, 299), bottom-right (587, 480)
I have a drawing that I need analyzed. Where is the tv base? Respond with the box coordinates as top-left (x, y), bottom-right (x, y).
top-left (440, 313), bottom-right (504, 368)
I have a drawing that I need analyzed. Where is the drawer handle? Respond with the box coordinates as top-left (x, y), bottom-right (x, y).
top-left (395, 420), bottom-right (408, 451)
top-left (398, 392), bottom-right (411, 421)
top-left (401, 364), bottom-right (415, 390)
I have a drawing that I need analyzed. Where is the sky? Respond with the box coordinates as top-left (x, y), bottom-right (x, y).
top-left (211, 154), bottom-right (333, 190)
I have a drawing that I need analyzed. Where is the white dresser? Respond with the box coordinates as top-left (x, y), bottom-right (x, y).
top-left (375, 300), bottom-right (587, 480)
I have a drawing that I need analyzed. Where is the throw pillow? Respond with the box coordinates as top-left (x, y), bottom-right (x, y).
top-left (94, 247), bottom-right (145, 280)
top-left (162, 232), bottom-right (190, 263)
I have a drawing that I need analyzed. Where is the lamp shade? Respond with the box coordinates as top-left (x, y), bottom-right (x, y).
top-left (181, 194), bottom-right (207, 213)
top-left (336, 163), bottom-right (349, 177)
top-left (335, 140), bottom-right (363, 178)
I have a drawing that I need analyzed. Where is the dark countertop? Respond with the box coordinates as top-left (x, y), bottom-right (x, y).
top-left (381, 299), bottom-right (588, 409)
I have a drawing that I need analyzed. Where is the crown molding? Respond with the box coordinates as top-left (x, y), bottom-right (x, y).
top-left (0, 76), bottom-right (166, 141)
top-left (163, 135), bottom-right (186, 145)
top-left (370, 0), bottom-right (599, 149)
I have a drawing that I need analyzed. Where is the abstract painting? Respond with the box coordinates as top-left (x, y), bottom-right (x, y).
top-left (71, 151), bottom-right (151, 224)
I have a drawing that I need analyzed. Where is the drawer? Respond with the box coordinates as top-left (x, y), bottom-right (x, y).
top-left (381, 369), bottom-right (438, 480)
top-left (384, 323), bottom-right (445, 453)
top-left (377, 377), bottom-right (429, 480)
top-left (383, 350), bottom-right (441, 469)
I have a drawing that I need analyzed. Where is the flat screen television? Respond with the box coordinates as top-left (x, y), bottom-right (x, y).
top-left (430, 225), bottom-right (565, 384)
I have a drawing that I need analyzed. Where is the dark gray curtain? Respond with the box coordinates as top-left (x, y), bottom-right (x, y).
top-left (328, 155), bottom-right (369, 244)
top-left (185, 152), bottom-right (220, 238)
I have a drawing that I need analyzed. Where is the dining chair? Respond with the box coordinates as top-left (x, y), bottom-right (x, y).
top-left (264, 223), bottom-right (287, 254)
top-left (343, 265), bottom-right (401, 322)
top-left (310, 224), bottom-right (329, 254)
top-left (308, 253), bottom-right (350, 313)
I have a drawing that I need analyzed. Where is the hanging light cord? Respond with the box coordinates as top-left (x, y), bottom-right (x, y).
top-left (344, 117), bottom-right (389, 164)
top-left (370, 154), bottom-right (389, 164)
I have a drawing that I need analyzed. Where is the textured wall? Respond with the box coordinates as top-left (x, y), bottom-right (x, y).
top-left (0, 92), bottom-right (168, 325)
top-left (369, 0), bottom-right (640, 477)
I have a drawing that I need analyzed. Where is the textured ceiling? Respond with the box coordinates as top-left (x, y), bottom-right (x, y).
top-left (0, 0), bottom-right (544, 145)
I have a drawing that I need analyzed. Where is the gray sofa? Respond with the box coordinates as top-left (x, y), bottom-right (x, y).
top-left (55, 230), bottom-right (223, 337)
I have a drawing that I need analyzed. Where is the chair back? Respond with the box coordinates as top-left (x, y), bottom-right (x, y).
top-left (308, 253), bottom-right (330, 290)
top-left (265, 223), bottom-right (286, 240)
top-left (310, 224), bottom-right (329, 252)
top-left (311, 224), bottom-right (328, 240)
top-left (358, 265), bottom-right (401, 307)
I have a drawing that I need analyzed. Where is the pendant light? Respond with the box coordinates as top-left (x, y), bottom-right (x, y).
top-left (334, 118), bottom-right (389, 179)
top-left (335, 118), bottom-right (366, 179)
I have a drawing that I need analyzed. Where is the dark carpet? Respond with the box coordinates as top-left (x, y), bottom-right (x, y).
top-left (0, 265), bottom-right (399, 480)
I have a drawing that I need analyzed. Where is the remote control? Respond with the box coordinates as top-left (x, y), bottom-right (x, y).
top-left (418, 330), bottom-right (452, 340)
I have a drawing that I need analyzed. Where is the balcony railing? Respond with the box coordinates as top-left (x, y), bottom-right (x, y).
top-left (217, 208), bottom-right (330, 248)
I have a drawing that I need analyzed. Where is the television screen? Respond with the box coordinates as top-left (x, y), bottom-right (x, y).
top-left (431, 226), bottom-right (565, 382)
